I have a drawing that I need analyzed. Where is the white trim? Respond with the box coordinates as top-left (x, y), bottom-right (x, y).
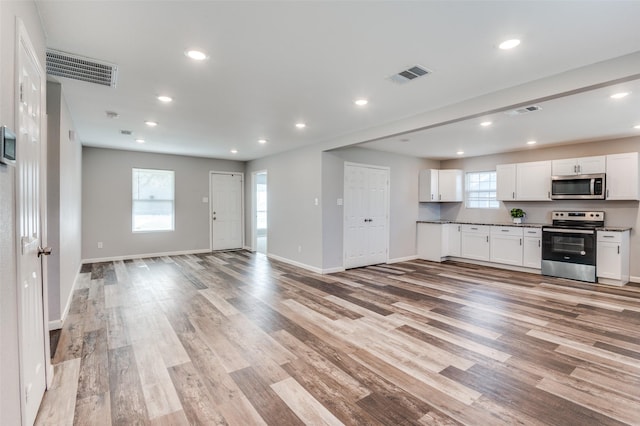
top-left (630, 275), bottom-right (640, 283)
top-left (82, 248), bottom-right (211, 264)
top-left (49, 263), bottom-right (83, 330)
top-left (322, 266), bottom-right (346, 274)
top-left (209, 171), bottom-right (245, 251)
top-left (250, 170), bottom-right (268, 254)
top-left (267, 253), bottom-right (324, 274)
top-left (387, 255), bottom-right (418, 264)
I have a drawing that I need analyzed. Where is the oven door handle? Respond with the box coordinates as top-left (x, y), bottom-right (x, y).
top-left (543, 227), bottom-right (595, 235)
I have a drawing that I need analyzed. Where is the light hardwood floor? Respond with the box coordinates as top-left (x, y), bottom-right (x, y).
top-left (36, 251), bottom-right (640, 425)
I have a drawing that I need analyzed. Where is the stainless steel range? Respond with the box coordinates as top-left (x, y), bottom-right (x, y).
top-left (541, 211), bottom-right (604, 282)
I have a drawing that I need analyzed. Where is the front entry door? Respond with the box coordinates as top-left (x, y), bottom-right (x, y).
top-left (210, 172), bottom-right (243, 250)
top-left (16, 22), bottom-right (47, 426)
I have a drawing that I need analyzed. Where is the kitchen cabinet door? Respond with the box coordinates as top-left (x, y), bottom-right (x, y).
top-left (496, 164), bottom-right (516, 201)
top-left (490, 227), bottom-right (523, 266)
top-left (606, 152), bottom-right (639, 200)
top-left (552, 156), bottom-right (605, 176)
top-left (461, 225), bottom-right (490, 261)
top-left (446, 223), bottom-right (461, 257)
top-left (439, 170), bottom-right (464, 202)
top-left (418, 169), bottom-right (438, 202)
top-left (597, 231), bottom-right (630, 285)
top-left (522, 228), bottom-right (542, 269)
top-left (516, 161), bottom-right (551, 201)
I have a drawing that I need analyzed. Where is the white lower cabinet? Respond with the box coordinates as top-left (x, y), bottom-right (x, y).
top-left (446, 223), bottom-right (461, 257)
top-left (461, 225), bottom-right (491, 261)
top-left (490, 226), bottom-right (523, 266)
top-left (597, 230), bottom-right (630, 285)
top-left (417, 223), bottom-right (445, 262)
top-left (522, 228), bottom-right (542, 269)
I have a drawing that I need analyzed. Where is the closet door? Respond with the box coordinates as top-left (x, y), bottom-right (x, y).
top-left (344, 164), bottom-right (389, 269)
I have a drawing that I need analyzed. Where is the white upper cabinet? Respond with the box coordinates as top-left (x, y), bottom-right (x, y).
top-left (606, 152), bottom-right (639, 200)
top-left (496, 164), bottom-right (516, 201)
top-left (552, 156), bottom-right (605, 176)
top-left (497, 161), bottom-right (551, 201)
top-left (419, 169), bottom-right (463, 202)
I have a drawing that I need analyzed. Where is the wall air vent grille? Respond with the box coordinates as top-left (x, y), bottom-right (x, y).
top-left (46, 49), bottom-right (118, 87)
top-left (505, 105), bottom-right (542, 116)
top-left (388, 65), bottom-right (431, 84)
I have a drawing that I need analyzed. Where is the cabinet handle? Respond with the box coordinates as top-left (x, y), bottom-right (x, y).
top-left (432, 194), bottom-right (434, 200)
top-left (501, 229), bottom-right (509, 232)
top-left (486, 236), bottom-right (489, 243)
top-left (520, 238), bottom-right (522, 246)
top-left (471, 227), bottom-right (478, 230)
top-left (618, 245), bottom-right (620, 254)
top-left (512, 191), bottom-right (515, 199)
top-left (458, 225), bottom-right (461, 232)
top-left (538, 240), bottom-right (541, 247)
top-left (603, 235), bottom-right (614, 238)
top-left (606, 189), bottom-right (609, 198)
top-left (439, 194), bottom-right (442, 201)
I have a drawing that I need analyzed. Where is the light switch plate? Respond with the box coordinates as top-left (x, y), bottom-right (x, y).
top-left (202, 197), bottom-right (208, 203)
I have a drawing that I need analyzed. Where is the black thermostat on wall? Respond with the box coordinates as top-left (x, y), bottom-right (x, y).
top-left (1, 126), bottom-right (17, 166)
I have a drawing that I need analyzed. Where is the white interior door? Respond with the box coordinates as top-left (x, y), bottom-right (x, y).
top-left (210, 172), bottom-right (243, 250)
top-left (344, 164), bottom-right (389, 269)
top-left (16, 23), bottom-right (47, 426)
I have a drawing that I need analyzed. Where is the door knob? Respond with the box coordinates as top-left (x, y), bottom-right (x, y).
top-left (38, 246), bottom-right (52, 257)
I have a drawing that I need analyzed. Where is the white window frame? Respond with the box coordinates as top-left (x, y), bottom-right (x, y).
top-left (465, 170), bottom-right (499, 209)
top-left (132, 168), bottom-right (175, 232)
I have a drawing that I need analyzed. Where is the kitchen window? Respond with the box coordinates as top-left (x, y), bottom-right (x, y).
top-left (132, 168), bottom-right (175, 232)
top-left (466, 171), bottom-right (499, 208)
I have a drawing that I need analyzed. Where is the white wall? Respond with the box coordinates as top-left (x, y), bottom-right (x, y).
top-left (321, 147), bottom-right (439, 270)
top-left (82, 147), bottom-right (245, 260)
top-left (46, 81), bottom-right (83, 327)
top-left (245, 145), bottom-right (324, 271)
top-left (440, 136), bottom-right (640, 279)
top-left (0, 1), bottom-right (46, 424)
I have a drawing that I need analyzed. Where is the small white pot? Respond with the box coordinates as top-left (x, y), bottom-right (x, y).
top-left (512, 217), bottom-right (522, 224)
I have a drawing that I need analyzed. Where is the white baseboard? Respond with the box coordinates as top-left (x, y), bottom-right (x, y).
top-left (267, 253), bottom-right (330, 274)
top-left (629, 275), bottom-right (640, 283)
top-left (322, 266), bottom-right (346, 274)
top-left (48, 263), bottom-right (83, 331)
top-left (387, 255), bottom-right (418, 264)
top-left (82, 248), bottom-right (212, 264)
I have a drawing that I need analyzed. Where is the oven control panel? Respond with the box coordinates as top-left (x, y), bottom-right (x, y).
top-left (551, 211), bottom-right (604, 222)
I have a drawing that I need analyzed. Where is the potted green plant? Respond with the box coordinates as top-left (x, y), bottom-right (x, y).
top-left (510, 208), bottom-right (526, 224)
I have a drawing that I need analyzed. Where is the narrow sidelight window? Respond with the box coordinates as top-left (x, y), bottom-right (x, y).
top-left (132, 168), bottom-right (175, 232)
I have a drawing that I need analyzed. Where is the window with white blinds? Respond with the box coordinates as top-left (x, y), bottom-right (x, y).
top-left (132, 168), bottom-right (175, 232)
top-left (466, 171), bottom-right (499, 208)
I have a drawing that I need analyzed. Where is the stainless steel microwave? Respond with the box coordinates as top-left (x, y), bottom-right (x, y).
top-left (551, 174), bottom-right (605, 200)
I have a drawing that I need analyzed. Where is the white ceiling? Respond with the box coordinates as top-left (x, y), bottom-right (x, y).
top-left (36, 1), bottom-right (640, 161)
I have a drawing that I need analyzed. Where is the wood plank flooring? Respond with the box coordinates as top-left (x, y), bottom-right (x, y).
top-left (36, 251), bottom-right (640, 425)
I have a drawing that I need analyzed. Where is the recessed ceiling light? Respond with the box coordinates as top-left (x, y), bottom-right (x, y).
top-left (610, 92), bottom-right (630, 99)
top-left (258, 139), bottom-right (267, 144)
top-left (185, 49), bottom-right (207, 61)
top-left (295, 122), bottom-right (306, 129)
top-left (230, 149), bottom-right (238, 154)
top-left (157, 95), bottom-right (173, 103)
top-left (480, 121), bottom-right (492, 127)
top-left (354, 99), bottom-right (368, 106)
top-left (527, 140), bottom-right (537, 145)
top-left (499, 39), bottom-right (521, 50)
top-left (135, 139), bottom-right (145, 144)
top-left (145, 120), bottom-right (158, 127)
top-left (456, 150), bottom-right (464, 155)
top-left (634, 124), bottom-right (640, 129)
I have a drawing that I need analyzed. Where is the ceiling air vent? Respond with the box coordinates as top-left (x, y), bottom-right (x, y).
top-left (388, 65), bottom-right (431, 84)
top-left (46, 49), bottom-right (118, 87)
top-left (505, 105), bottom-right (542, 116)
top-left (120, 130), bottom-right (133, 136)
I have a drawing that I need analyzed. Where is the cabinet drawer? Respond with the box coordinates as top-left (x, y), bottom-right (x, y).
top-left (491, 226), bottom-right (523, 236)
top-left (597, 231), bottom-right (622, 243)
top-left (461, 224), bottom-right (491, 234)
top-left (523, 228), bottom-right (542, 238)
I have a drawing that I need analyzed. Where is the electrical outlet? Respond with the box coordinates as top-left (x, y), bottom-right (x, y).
top-left (97, 242), bottom-right (103, 249)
